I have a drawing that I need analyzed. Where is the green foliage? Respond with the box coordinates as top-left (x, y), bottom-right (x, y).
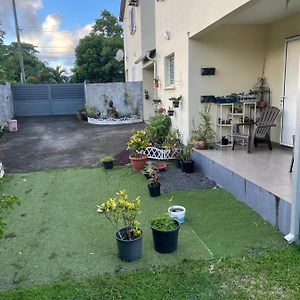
top-left (148, 171), bottom-right (160, 187)
top-left (177, 143), bottom-right (193, 162)
top-left (191, 104), bottom-right (216, 145)
top-left (0, 179), bottom-right (20, 238)
top-left (151, 216), bottom-right (178, 231)
top-left (49, 65), bottom-right (68, 83)
top-left (97, 190), bottom-right (142, 240)
top-left (169, 95), bottom-right (183, 102)
top-left (71, 10), bottom-right (124, 83)
top-left (145, 114), bottom-right (172, 146)
top-left (100, 155), bottom-right (114, 163)
top-left (162, 128), bottom-right (181, 149)
top-left (85, 105), bottom-right (97, 118)
top-left (127, 130), bottom-right (149, 157)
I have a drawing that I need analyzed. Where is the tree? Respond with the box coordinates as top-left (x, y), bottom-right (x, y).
top-left (71, 10), bottom-right (124, 83)
top-left (0, 20), bottom-right (4, 45)
top-left (49, 65), bottom-right (68, 83)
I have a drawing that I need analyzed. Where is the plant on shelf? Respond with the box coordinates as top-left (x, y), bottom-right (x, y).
top-left (100, 155), bottom-right (114, 170)
top-left (152, 98), bottom-right (162, 105)
top-left (97, 190), bottom-right (142, 262)
top-left (150, 214), bottom-right (180, 254)
top-left (127, 130), bottom-right (149, 171)
top-left (145, 114), bottom-right (172, 147)
top-left (169, 95), bottom-right (182, 108)
top-left (147, 170), bottom-right (161, 197)
top-left (191, 104), bottom-right (215, 150)
top-left (178, 142), bottom-right (194, 173)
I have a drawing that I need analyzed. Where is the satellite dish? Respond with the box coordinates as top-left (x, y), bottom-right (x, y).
top-left (115, 49), bottom-right (124, 62)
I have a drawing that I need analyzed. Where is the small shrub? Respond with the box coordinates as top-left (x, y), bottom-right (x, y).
top-left (100, 156), bottom-right (114, 163)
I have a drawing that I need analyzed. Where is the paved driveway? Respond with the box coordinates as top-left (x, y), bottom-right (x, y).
top-left (1, 116), bottom-right (144, 172)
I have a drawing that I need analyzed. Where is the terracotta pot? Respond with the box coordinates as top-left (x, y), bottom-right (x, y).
top-left (193, 140), bottom-right (207, 150)
top-left (129, 155), bottom-right (148, 171)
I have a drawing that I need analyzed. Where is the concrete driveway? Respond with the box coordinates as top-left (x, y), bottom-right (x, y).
top-left (1, 116), bottom-right (144, 172)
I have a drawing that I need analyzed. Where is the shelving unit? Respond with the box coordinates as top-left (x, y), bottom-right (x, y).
top-left (216, 101), bottom-right (257, 148)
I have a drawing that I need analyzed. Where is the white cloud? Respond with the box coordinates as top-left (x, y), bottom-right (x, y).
top-left (1, 1), bottom-right (93, 72)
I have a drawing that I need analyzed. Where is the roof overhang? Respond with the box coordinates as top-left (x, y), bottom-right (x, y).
top-left (135, 49), bottom-right (156, 64)
top-left (119, 0), bottom-right (126, 22)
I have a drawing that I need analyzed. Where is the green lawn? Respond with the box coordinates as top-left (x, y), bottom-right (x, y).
top-left (0, 166), bottom-right (292, 298)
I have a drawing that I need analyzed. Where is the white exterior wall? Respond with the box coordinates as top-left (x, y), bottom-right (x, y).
top-left (189, 25), bottom-right (267, 134)
top-left (0, 83), bottom-right (13, 124)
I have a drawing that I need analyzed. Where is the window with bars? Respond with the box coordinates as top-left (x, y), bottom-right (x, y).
top-left (165, 54), bottom-right (175, 86)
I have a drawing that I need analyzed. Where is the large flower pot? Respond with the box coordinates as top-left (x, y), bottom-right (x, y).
top-left (151, 221), bottom-right (180, 254)
top-left (193, 140), bottom-right (207, 150)
top-left (129, 155), bottom-right (148, 171)
top-left (168, 206), bottom-right (186, 224)
top-left (115, 227), bottom-right (143, 262)
top-left (148, 183), bottom-right (161, 197)
top-left (181, 160), bottom-right (194, 173)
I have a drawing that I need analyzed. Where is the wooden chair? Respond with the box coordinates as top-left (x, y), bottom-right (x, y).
top-left (232, 106), bottom-right (280, 153)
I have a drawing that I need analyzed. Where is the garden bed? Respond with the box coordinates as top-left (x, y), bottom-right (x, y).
top-left (88, 115), bottom-right (143, 125)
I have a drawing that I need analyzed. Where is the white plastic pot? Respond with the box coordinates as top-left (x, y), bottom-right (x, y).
top-left (168, 205), bottom-right (186, 224)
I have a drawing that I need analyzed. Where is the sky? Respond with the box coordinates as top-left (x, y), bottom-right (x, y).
top-left (0, 0), bottom-right (121, 73)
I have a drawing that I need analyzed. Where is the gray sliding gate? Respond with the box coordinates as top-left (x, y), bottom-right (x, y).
top-left (12, 83), bottom-right (85, 116)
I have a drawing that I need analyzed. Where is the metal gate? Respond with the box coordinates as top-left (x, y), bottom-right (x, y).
top-left (12, 83), bottom-right (85, 116)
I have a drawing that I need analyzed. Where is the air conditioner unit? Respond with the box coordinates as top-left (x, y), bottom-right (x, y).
top-left (128, 0), bottom-right (139, 6)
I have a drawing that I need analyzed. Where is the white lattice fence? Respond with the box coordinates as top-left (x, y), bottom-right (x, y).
top-left (145, 147), bottom-right (179, 160)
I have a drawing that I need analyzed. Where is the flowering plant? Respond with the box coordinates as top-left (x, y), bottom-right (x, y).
top-left (127, 130), bottom-right (149, 158)
top-left (148, 171), bottom-right (160, 187)
top-left (97, 190), bottom-right (142, 240)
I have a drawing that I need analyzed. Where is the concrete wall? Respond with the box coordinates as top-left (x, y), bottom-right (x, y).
top-left (264, 12), bottom-right (300, 142)
top-left (0, 83), bottom-right (13, 124)
top-left (85, 82), bottom-right (143, 117)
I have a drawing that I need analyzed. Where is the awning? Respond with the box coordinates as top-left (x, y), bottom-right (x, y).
top-left (135, 49), bottom-right (156, 64)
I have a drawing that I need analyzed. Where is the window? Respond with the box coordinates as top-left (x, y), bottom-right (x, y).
top-left (129, 7), bottom-right (136, 35)
top-left (165, 53), bottom-right (175, 87)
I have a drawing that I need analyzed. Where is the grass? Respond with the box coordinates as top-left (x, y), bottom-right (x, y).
top-left (0, 166), bottom-right (292, 298)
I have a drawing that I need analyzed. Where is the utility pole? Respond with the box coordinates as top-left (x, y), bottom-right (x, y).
top-left (11, 0), bottom-right (26, 84)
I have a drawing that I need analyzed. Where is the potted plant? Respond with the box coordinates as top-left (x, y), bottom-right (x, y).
top-left (169, 95), bottom-right (182, 108)
top-left (191, 104), bottom-right (215, 150)
top-left (151, 215), bottom-right (180, 253)
top-left (142, 162), bottom-right (156, 179)
top-left (152, 98), bottom-right (162, 105)
top-left (148, 171), bottom-right (161, 197)
top-left (167, 107), bottom-right (174, 116)
top-left (178, 143), bottom-right (194, 173)
top-left (168, 205), bottom-right (186, 224)
top-left (100, 155), bottom-right (114, 170)
top-left (77, 105), bottom-right (88, 121)
top-left (127, 130), bottom-right (149, 171)
top-left (97, 190), bottom-right (142, 262)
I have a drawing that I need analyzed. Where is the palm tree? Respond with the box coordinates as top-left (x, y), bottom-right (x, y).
top-left (49, 65), bottom-right (68, 83)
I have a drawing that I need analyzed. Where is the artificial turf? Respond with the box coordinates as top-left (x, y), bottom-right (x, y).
top-left (0, 166), bottom-right (288, 291)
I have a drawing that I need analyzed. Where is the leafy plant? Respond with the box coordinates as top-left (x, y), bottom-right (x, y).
top-left (0, 179), bottom-right (20, 238)
top-left (152, 99), bottom-right (162, 105)
top-left (97, 190), bottom-right (141, 240)
top-left (191, 104), bottom-right (215, 146)
top-left (169, 95), bottom-right (183, 102)
top-left (148, 171), bottom-right (160, 187)
top-left (178, 143), bottom-right (193, 162)
top-left (162, 128), bottom-right (181, 150)
top-left (100, 155), bottom-right (114, 163)
top-left (145, 114), bottom-right (172, 147)
top-left (151, 216), bottom-right (178, 231)
top-left (127, 130), bottom-right (149, 158)
top-left (85, 105), bottom-right (98, 118)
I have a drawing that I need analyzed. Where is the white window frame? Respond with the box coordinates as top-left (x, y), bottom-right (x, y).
top-left (165, 53), bottom-right (175, 87)
top-left (129, 7), bottom-right (136, 35)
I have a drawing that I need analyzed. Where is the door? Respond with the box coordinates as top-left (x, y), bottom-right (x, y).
top-left (281, 38), bottom-right (300, 146)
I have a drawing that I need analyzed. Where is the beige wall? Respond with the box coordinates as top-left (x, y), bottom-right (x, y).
top-left (142, 66), bottom-right (156, 121)
top-left (264, 12), bottom-right (300, 142)
top-left (189, 25), bottom-right (267, 140)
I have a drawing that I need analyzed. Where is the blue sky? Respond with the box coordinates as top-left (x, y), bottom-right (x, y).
top-left (0, 0), bottom-right (121, 72)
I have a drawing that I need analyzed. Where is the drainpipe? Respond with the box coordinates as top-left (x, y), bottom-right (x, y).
top-left (146, 52), bottom-right (158, 100)
top-left (285, 62), bottom-right (300, 244)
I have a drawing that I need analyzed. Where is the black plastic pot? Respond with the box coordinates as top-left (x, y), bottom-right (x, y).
top-left (142, 171), bottom-right (150, 179)
top-left (151, 220), bottom-right (180, 253)
top-left (168, 110), bottom-right (174, 116)
top-left (181, 160), bottom-right (194, 173)
top-left (173, 101), bottom-right (180, 108)
top-left (148, 183), bottom-right (161, 197)
top-left (103, 161), bottom-right (113, 169)
top-left (115, 228), bottom-right (142, 262)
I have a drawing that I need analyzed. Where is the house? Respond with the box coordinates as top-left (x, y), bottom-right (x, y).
top-left (120, 0), bottom-right (300, 241)
top-left (120, 0), bottom-right (300, 145)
